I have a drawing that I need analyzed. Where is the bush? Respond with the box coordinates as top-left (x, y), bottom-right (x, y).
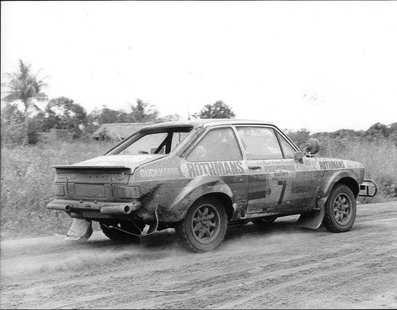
top-left (1, 123), bottom-right (25, 145)
top-left (1, 119), bottom-right (44, 146)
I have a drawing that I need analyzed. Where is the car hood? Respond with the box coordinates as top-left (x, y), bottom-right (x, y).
top-left (56, 154), bottom-right (166, 172)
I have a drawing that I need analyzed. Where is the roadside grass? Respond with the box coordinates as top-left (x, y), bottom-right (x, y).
top-left (318, 139), bottom-right (397, 203)
top-left (1, 139), bottom-right (396, 240)
top-left (1, 140), bottom-right (112, 239)
top-left (344, 141), bottom-right (397, 201)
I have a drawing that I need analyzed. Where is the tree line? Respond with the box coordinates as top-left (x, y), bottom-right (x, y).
top-left (2, 60), bottom-right (395, 147)
top-left (286, 122), bottom-right (397, 155)
top-left (1, 60), bottom-right (236, 145)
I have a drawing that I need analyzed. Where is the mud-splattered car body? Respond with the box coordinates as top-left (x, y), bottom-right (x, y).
top-left (47, 119), bottom-right (376, 251)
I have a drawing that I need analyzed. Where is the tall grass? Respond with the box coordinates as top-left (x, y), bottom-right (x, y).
top-left (1, 140), bottom-right (112, 239)
top-left (1, 139), bottom-right (396, 239)
top-left (315, 139), bottom-right (397, 201)
top-left (336, 140), bottom-right (397, 202)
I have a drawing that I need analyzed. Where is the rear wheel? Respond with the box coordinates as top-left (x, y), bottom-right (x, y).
top-left (100, 220), bottom-right (144, 243)
top-left (252, 216), bottom-right (277, 227)
top-left (323, 185), bottom-right (356, 232)
top-left (176, 197), bottom-right (227, 252)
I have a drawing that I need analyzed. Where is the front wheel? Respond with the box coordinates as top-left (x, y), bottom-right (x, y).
top-left (322, 185), bottom-right (356, 232)
top-left (176, 197), bottom-right (228, 252)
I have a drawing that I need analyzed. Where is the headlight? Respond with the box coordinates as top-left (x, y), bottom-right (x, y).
top-left (118, 186), bottom-right (141, 199)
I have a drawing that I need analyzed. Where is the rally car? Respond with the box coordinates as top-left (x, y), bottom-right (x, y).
top-left (47, 119), bottom-right (377, 252)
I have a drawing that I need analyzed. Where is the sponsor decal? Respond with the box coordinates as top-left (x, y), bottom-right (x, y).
top-left (264, 164), bottom-right (295, 172)
top-left (139, 167), bottom-right (180, 178)
top-left (266, 170), bottom-right (296, 181)
top-left (183, 161), bottom-right (245, 178)
top-left (319, 160), bottom-right (346, 170)
top-left (273, 171), bottom-right (290, 178)
top-left (262, 159), bottom-right (295, 172)
top-left (195, 145), bottom-right (207, 158)
top-left (263, 160), bottom-right (291, 165)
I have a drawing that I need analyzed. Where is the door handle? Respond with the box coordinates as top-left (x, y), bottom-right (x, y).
top-left (248, 166), bottom-right (261, 171)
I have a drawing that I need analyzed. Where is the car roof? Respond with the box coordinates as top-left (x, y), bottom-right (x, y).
top-left (139, 119), bottom-right (276, 130)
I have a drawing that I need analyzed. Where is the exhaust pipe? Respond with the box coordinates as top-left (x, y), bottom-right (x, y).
top-left (47, 200), bottom-right (141, 215)
top-left (47, 201), bottom-right (71, 212)
top-left (100, 205), bottom-right (134, 215)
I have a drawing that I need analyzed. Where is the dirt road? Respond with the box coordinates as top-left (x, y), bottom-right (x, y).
top-left (1, 202), bottom-right (396, 309)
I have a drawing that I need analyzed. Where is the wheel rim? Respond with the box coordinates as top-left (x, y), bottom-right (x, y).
top-left (191, 204), bottom-right (220, 244)
top-left (333, 193), bottom-right (352, 224)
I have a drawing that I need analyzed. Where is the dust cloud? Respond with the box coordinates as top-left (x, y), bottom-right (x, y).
top-left (1, 203), bottom-right (397, 309)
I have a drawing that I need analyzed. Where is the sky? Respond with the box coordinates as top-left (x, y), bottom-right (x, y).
top-left (1, 1), bottom-right (397, 133)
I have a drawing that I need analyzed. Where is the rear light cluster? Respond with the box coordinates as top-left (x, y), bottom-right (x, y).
top-left (52, 184), bottom-right (141, 199)
top-left (53, 184), bottom-right (65, 196)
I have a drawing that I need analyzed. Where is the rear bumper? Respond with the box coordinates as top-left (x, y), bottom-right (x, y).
top-left (359, 179), bottom-right (377, 197)
top-left (47, 199), bottom-right (141, 216)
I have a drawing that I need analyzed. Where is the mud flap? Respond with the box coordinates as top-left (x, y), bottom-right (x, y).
top-left (297, 205), bottom-right (325, 230)
top-left (141, 221), bottom-right (158, 236)
top-left (141, 206), bottom-right (159, 237)
top-left (65, 219), bottom-right (93, 241)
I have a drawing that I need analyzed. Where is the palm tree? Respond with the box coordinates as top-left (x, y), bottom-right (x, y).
top-left (2, 60), bottom-right (47, 145)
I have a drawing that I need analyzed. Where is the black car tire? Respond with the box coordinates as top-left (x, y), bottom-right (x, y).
top-left (100, 220), bottom-right (144, 243)
top-left (323, 185), bottom-right (356, 233)
top-left (252, 216), bottom-right (277, 227)
top-left (176, 197), bottom-right (227, 252)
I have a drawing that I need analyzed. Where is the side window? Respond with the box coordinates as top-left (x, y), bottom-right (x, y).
top-left (276, 132), bottom-right (296, 159)
top-left (171, 131), bottom-right (190, 151)
top-left (237, 126), bottom-right (283, 160)
top-left (187, 128), bottom-right (242, 162)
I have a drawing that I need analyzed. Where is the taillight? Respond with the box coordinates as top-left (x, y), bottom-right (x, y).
top-left (53, 184), bottom-right (65, 196)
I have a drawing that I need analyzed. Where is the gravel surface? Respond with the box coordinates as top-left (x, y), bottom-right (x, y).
top-left (1, 202), bottom-right (396, 309)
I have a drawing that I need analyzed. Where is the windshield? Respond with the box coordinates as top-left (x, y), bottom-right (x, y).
top-left (107, 126), bottom-right (193, 155)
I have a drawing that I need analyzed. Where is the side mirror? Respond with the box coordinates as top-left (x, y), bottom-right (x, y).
top-left (303, 138), bottom-right (320, 155)
top-left (294, 151), bottom-right (304, 162)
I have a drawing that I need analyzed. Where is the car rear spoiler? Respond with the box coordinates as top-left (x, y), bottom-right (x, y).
top-left (359, 179), bottom-right (377, 197)
top-left (54, 165), bottom-right (131, 174)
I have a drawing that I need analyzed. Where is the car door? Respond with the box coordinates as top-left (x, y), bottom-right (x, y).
top-left (236, 125), bottom-right (315, 216)
top-left (185, 126), bottom-right (249, 212)
top-left (274, 130), bottom-right (323, 211)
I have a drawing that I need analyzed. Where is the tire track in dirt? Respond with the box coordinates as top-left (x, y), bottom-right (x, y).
top-left (1, 202), bottom-right (396, 309)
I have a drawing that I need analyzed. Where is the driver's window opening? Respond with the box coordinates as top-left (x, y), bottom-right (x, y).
top-left (237, 126), bottom-right (283, 160)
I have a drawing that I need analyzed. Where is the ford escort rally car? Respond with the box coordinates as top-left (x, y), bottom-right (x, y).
top-left (47, 119), bottom-right (377, 252)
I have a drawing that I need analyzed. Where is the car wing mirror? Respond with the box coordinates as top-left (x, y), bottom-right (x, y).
top-left (294, 151), bottom-right (304, 162)
top-left (303, 138), bottom-right (320, 155)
